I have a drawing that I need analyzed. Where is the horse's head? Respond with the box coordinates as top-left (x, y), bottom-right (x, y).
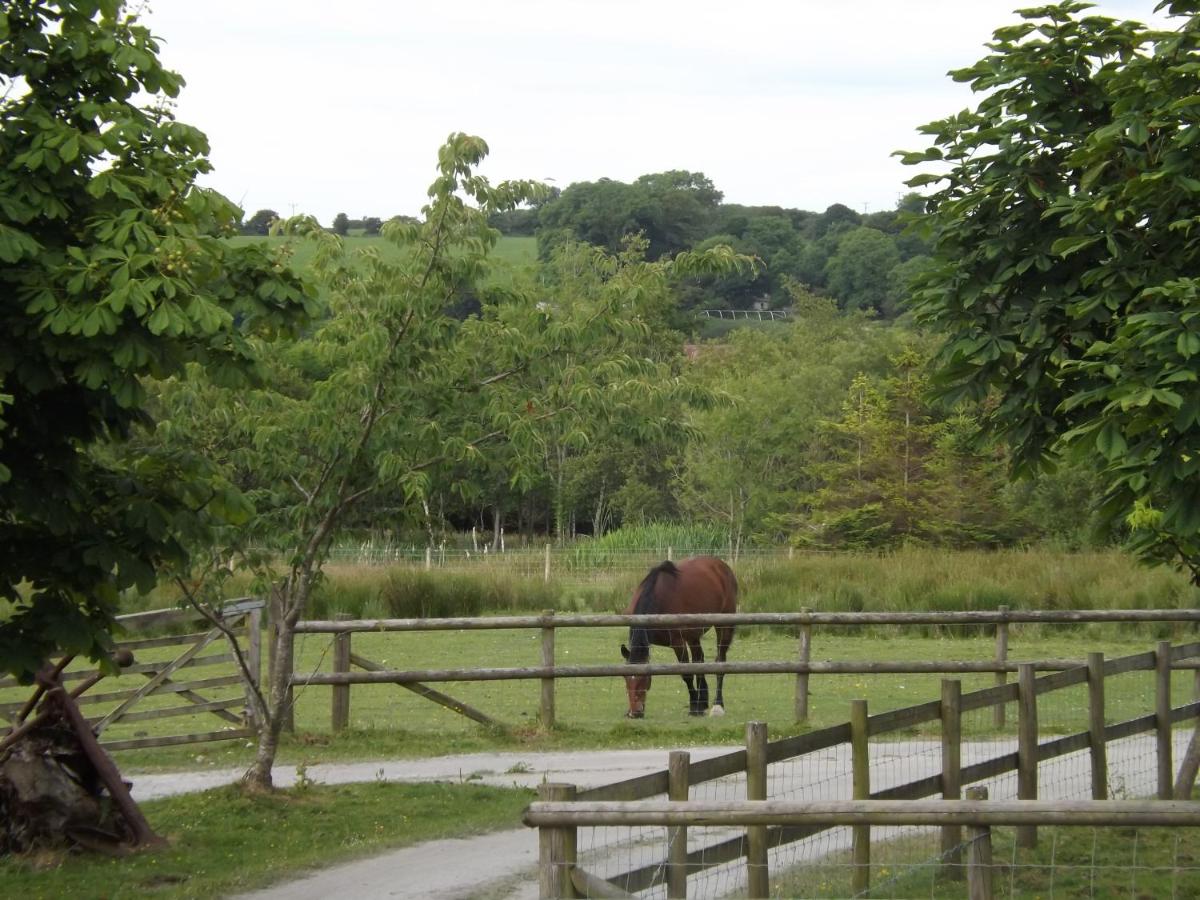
top-left (620, 643), bottom-right (651, 718)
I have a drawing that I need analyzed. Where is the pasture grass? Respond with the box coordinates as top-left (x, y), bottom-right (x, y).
top-left (0, 780), bottom-right (533, 900)
top-left (773, 824), bottom-right (1200, 898)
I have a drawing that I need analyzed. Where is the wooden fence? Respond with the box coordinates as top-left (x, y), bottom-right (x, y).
top-left (292, 608), bottom-right (1200, 731)
top-left (0, 599), bottom-right (262, 751)
top-left (519, 639), bottom-right (1200, 898)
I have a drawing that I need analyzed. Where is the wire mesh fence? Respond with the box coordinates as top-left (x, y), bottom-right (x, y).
top-left (543, 640), bottom-right (1200, 898)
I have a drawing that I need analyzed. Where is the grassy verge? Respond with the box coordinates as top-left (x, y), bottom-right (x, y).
top-left (0, 781), bottom-right (533, 900)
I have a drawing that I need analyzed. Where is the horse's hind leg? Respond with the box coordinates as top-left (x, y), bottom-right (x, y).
top-left (713, 626), bottom-right (734, 710)
top-left (671, 643), bottom-right (698, 713)
top-left (687, 637), bottom-right (709, 714)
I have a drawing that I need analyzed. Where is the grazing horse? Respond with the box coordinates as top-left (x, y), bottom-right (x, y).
top-left (619, 556), bottom-right (737, 718)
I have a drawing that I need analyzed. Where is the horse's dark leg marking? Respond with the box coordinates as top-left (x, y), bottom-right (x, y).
top-left (688, 636), bottom-right (708, 714)
top-left (714, 625), bottom-right (734, 709)
top-left (671, 643), bottom-right (696, 712)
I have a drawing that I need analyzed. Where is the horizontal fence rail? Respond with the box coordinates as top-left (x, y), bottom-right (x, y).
top-left (524, 798), bottom-right (1200, 828)
top-left (294, 609), bottom-right (1200, 731)
top-left (295, 608), bottom-right (1200, 632)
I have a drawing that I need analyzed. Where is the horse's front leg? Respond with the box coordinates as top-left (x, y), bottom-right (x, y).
top-left (671, 644), bottom-right (698, 713)
top-left (688, 637), bottom-right (709, 714)
top-left (712, 625), bottom-right (734, 713)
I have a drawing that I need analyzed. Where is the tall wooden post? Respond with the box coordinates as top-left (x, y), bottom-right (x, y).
top-left (746, 721), bottom-right (769, 899)
top-left (1088, 652), bottom-right (1108, 800)
top-left (245, 606), bottom-right (263, 730)
top-left (941, 679), bottom-right (963, 877)
top-left (668, 750), bottom-right (691, 899)
top-left (1156, 641), bottom-right (1173, 800)
top-left (795, 607), bottom-right (812, 723)
top-left (538, 782), bottom-right (577, 899)
top-left (994, 606), bottom-right (1009, 729)
top-left (544, 544), bottom-right (552, 583)
top-left (1016, 663), bottom-right (1038, 848)
top-left (331, 613), bottom-right (351, 732)
top-left (964, 785), bottom-right (993, 900)
top-left (540, 610), bottom-right (556, 729)
top-left (851, 699), bottom-right (871, 896)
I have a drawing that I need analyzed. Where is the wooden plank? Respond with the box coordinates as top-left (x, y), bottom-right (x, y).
top-left (332, 615), bottom-right (351, 733)
top-left (1106, 650), bottom-right (1156, 677)
top-left (101, 727), bottom-right (254, 752)
top-left (1106, 713), bottom-right (1157, 742)
top-left (965, 786), bottom-right (994, 900)
top-left (297, 609), bottom-right (1200, 633)
top-left (1158, 641), bottom-right (1174, 799)
top-left (873, 773), bottom-right (942, 802)
top-left (524, 799), bottom-right (1200, 828)
top-left (115, 631), bottom-right (214, 651)
top-left (795, 608), bottom-right (812, 723)
top-left (94, 628), bottom-right (223, 733)
top-left (850, 699), bottom-right (870, 896)
top-left (70, 675), bottom-right (244, 708)
top-left (962, 752), bottom-right (1019, 785)
top-left (115, 597), bottom-right (261, 634)
top-left (1036, 731), bottom-right (1090, 761)
top-left (869, 699), bottom-right (941, 735)
top-left (994, 607), bottom-right (1009, 729)
top-left (961, 682), bottom-right (1020, 714)
top-left (689, 748), bottom-right (747, 785)
top-left (579, 771), bottom-right (670, 802)
top-left (1033, 664), bottom-right (1088, 695)
top-left (1170, 701), bottom-right (1200, 724)
top-left (766, 724), bottom-right (851, 763)
top-left (1089, 652), bottom-right (1107, 800)
top-left (746, 722), bottom-right (769, 899)
top-left (349, 653), bottom-right (501, 729)
top-left (93, 696), bottom-right (244, 726)
top-left (540, 612), bottom-right (556, 729)
top-left (667, 751), bottom-right (689, 900)
top-left (570, 867), bottom-right (636, 899)
top-left (52, 653), bottom-right (232, 684)
top-left (941, 679), bottom-right (963, 876)
top-left (1016, 664), bottom-right (1038, 848)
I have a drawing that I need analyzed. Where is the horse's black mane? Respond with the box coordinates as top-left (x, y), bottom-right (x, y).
top-left (629, 560), bottom-right (679, 663)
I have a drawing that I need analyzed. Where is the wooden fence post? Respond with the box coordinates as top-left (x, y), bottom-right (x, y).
top-left (941, 679), bottom-right (963, 877)
top-left (1016, 663), bottom-right (1038, 848)
top-left (540, 610), bottom-right (556, 729)
top-left (994, 606), bottom-right (1009, 729)
top-left (1157, 640), bottom-right (1173, 800)
top-left (851, 698), bottom-right (871, 896)
top-left (425, 546), bottom-right (432, 571)
top-left (795, 608), bottom-right (812, 723)
top-left (538, 782), bottom-right (577, 899)
top-left (245, 606), bottom-right (262, 730)
top-left (668, 750), bottom-right (691, 899)
top-left (544, 544), bottom-right (551, 583)
top-left (331, 613), bottom-right (351, 732)
top-left (746, 721), bottom-right (769, 899)
top-left (964, 785), bottom-right (993, 900)
top-left (1088, 651), bottom-right (1107, 800)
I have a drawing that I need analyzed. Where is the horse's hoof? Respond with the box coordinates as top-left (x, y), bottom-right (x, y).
top-left (689, 708), bottom-right (706, 717)
top-left (626, 711), bottom-right (644, 719)
top-left (709, 705), bottom-right (725, 717)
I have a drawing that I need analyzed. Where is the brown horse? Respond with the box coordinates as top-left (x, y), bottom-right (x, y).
top-left (619, 556), bottom-right (737, 718)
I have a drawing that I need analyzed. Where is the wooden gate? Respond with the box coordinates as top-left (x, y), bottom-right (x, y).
top-left (0, 599), bottom-right (262, 752)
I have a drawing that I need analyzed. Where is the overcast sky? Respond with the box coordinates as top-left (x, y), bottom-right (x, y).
top-left (142, 0), bottom-right (1167, 226)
